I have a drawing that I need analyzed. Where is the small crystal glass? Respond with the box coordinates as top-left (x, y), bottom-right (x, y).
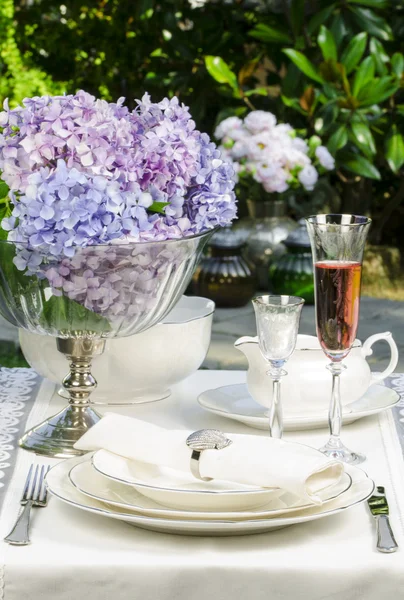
top-left (252, 295), bottom-right (304, 438)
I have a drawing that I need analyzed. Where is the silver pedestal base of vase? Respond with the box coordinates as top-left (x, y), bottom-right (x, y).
top-left (19, 337), bottom-right (105, 459)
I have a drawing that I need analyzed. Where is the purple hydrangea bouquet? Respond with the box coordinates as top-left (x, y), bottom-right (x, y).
top-left (0, 91), bottom-right (237, 335)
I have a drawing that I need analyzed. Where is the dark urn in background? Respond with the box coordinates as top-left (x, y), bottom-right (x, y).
top-left (234, 199), bottom-right (297, 290)
top-left (192, 228), bottom-right (256, 308)
top-left (269, 218), bottom-right (314, 303)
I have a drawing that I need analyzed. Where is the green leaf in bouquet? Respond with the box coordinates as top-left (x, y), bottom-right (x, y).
top-left (0, 203), bottom-right (12, 241)
top-left (41, 295), bottom-right (112, 335)
top-left (391, 53), bottom-right (404, 79)
top-left (0, 181), bottom-right (9, 201)
top-left (351, 122), bottom-right (376, 155)
top-left (283, 49), bottom-right (325, 84)
top-left (327, 125), bottom-right (348, 154)
top-left (204, 56), bottom-right (239, 93)
top-left (149, 201), bottom-right (170, 214)
top-left (338, 151), bottom-right (381, 179)
top-left (385, 125), bottom-right (404, 173)
top-left (340, 32), bottom-right (368, 74)
top-left (318, 26), bottom-right (337, 62)
top-left (352, 56), bottom-right (376, 96)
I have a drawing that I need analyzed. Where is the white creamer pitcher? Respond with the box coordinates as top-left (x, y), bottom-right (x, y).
top-left (235, 333), bottom-right (398, 415)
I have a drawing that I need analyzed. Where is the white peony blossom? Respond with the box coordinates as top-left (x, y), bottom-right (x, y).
top-left (244, 110), bottom-right (277, 134)
top-left (315, 145), bottom-right (335, 170)
top-left (298, 165), bottom-right (318, 191)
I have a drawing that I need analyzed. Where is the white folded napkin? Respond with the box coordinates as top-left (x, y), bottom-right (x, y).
top-left (75, 414), bottom-right (344, 505)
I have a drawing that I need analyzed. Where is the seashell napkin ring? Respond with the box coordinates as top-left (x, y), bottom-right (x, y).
top-left (186, 429), bottom-right (233, 481)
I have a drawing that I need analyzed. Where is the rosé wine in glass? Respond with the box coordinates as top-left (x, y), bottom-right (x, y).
top-left (306, 215), bottom-right (371, 465)
top-left (315, 260), bottom-right (362, 361)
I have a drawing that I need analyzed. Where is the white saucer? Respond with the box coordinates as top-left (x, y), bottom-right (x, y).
top-left (46, 455), bottom-right (374, 536)
top-left (69, 459), bottom-right (352, 520)
top-left (197, 384), bottom-right (400, 431)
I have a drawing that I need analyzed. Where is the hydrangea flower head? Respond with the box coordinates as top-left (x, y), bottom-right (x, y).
top-left (0, 91), bottom-right (236, 319)
top-left (215, 110), bottom-right (335, 195)
top-left (0, 91), bottom-right (237, 254)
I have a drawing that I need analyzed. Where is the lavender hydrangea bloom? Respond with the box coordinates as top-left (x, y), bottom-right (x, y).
top-left (0, 91), bottom-right (236, 319)
top-left (0, 91), bottom-right (236, 251)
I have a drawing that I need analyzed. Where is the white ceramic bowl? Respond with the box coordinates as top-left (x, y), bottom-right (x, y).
top-left (19, 296), bottom-right (214, 405)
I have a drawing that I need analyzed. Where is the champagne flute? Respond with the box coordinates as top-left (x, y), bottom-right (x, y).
top-left (252, 295), bottom-right (304, 438)
top-left (306, 214), bottom-right (371, 464)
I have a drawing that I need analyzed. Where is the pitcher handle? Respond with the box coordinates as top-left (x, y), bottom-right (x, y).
top-left (361, 332), bottom-right (398, 383)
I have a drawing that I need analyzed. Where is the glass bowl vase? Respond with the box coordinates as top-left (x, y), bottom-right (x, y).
top-left (0, 232), bottom-right (212, 458)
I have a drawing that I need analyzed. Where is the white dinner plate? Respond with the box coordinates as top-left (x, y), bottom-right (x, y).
top-left (91, 449), bottom-right (281, 511)
top-left (46, 456), bottom-right (374, 536)
top-left (197, 384), bottom-right (400, 431)
top-left (69, 459), bottom-right (352, 520)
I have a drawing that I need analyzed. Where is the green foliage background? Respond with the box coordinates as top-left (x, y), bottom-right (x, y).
top-left (2, 0), bottom-right (404, 244)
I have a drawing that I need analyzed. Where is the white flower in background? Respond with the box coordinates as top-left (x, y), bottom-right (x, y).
top-left (298, 165), bottom-right (318, 191)
top-left (215, 109), bottom-right (334, 195)
top-left (214, 116), bottom-right (243, 140)
top-left (275, 123), bottom-right (293, 135)
top-left (292, 137), bottom-right (309, 154)
top-left (315, 145), bottom-right (335, 170)
top-left (244, 110), bottom-right (276, 134)
top-left (231, 140), bottom-right (248, 159)
top-left (284, 148), bottom-right (311, 169)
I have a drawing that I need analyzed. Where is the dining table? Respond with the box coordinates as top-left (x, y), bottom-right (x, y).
top-left (1, 367), bottom-right (404, 600)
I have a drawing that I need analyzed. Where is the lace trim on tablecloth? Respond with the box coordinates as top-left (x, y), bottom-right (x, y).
top-left (0, 368), bottom-right (41, 600)
top-left (0, 368), bottom-right (39, 496)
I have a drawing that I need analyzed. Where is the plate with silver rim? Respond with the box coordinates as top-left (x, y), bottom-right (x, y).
top-left (46, 456), bottom-right (374, 536)
top-left (197, 383), bottom-right (400, 431)
top-left (69, 458), bottom-right (352, 521)
top-left (91, 449), bottom-right (282, 512)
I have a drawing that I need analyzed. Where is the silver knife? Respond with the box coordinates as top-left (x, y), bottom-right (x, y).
top-left (367, 486), bottom-right (398, 553)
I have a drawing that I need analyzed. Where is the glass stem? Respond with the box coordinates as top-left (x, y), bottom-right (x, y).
top-left (268, 365), bottom-right (285, 439)
top-left (327, 362), bottom-right (346, 447)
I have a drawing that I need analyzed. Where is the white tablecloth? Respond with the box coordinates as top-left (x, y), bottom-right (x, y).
top-left (1, 370), bottom-right (404, 600)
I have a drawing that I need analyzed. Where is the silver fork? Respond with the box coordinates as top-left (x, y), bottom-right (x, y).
top-left (4, 464), bottom-right (50, 545)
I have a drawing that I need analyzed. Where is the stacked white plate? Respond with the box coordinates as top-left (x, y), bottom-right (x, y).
top-left (46, 447), bottom-right (375, 536)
